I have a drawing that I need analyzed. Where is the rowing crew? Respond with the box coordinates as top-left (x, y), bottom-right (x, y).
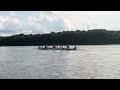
top-left (38, 45), bottom-right (77, 50)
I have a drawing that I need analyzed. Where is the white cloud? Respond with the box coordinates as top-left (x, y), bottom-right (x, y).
top-left (56, 11), bottom-right (120, 30)
top-left (1, 11), bottom-right (120, 36)
top-left (27, 11), bottom-right (73, 34)
top-left (0, 11), bottom-right (30, 36)
top-left (9, 11), bottom-right (16, 18)
top-left (0, 11), bottom-right (73, 36)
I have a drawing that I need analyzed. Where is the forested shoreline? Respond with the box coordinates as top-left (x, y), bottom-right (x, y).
top-left (1, 29), bottom-right (120, 46)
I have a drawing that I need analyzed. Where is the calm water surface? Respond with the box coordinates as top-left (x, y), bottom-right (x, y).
top-left (0, 45), bottom-right (120, 79)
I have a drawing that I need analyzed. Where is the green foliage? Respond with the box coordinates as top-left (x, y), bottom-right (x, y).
top-left (1, 29), bottom-right (120, 46)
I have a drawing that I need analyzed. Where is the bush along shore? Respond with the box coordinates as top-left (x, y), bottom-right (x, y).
top-left (1, 29), bottom-right (120, 46)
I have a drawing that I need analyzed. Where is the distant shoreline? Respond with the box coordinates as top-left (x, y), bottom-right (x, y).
top-left (0, 44), bottom-right (120, 47)
top-left (1, 29), bottom-right (120, 46)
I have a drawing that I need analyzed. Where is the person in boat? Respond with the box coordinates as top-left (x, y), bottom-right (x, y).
top-left (38, 46), bottom-right (41, 49)
top-left (44, 45), bottom-right (48, 49)
top-left (58, 45), bottom-right (61, 49)
top-left (73, 45), bottom-right (77, 49)
top-left (53, 45), bottom-right (56, 49)
top-left (62, 46), bottom-right (64, 49)
top-left (38, 46), bottom-right (44, 49)
top-left (67, 45), bottom-right (70, 49)
top-left (41, 46), bottom-right (43, 49)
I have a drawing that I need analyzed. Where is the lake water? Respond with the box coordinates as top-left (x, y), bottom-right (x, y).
top-left (0, 45), bottom-right (120, 79)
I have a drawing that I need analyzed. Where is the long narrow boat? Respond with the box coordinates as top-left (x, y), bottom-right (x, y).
top-left (38, 47), bottom-right (77, 50)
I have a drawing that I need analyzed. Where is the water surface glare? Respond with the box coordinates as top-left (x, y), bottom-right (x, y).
top-left (0, 45), bottom-right (120, 79)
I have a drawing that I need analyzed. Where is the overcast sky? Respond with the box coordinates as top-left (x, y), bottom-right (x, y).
top-left (0, 11), bottom-right (120, 36)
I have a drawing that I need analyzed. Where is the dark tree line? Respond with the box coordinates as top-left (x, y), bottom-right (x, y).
top-left (1, 29), bottom-right (120, 46)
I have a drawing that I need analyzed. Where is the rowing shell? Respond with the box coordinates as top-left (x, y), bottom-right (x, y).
top-left (38, 48), bottom-right (77, 50)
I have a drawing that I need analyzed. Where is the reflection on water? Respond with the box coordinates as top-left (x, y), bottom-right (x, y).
top-left (0, 45), bottom-right (120, 79)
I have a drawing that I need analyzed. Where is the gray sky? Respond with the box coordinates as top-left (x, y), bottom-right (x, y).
top-left (0, 11), bottom-right (120, 36)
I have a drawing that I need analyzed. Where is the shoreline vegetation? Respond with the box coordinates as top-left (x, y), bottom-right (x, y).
top-left (1, 29), bottom-right (120, 46)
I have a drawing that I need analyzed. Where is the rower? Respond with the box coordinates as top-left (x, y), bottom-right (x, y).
top-left (73, 45), bottom-right (77, 49)
top-left (45, 45), bottom-right (48, 49)
top-left (38, 46), bottom-right (41, 49)
top-left (53, 45), bottom-right (56, 49)
top-left (67, 45), bottom-right (70, 49)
